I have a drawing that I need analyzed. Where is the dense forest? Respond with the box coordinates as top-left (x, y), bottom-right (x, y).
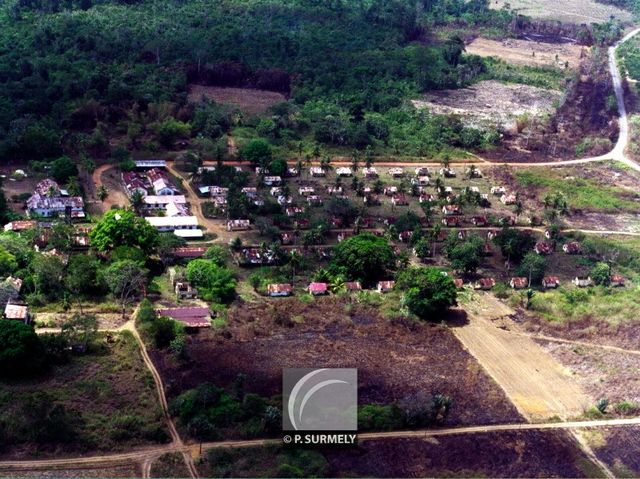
top-left (0, 0), bottom-right (622, 165)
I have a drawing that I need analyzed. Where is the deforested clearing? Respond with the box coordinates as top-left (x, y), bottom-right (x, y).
top-left (466, 37), bottom-right (587, 69)
top-left (412, 80), bottom-right (561, 130)
top-left (187, 85), bottom-right (286, 115)
top-left (490, 0), bottom-right (632, 24)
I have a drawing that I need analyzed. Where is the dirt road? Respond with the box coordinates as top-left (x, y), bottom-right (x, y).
top-left (452, 294), bottom-right (592, 421)
top-left (92, 163), bottom-right (130, 212)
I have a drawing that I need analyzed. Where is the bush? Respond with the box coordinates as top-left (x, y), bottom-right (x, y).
top-left (358, 404), bottom-right (404, 431)
top-left (152, 317), bottom-right (180, 348)
top-left (0, 321), bottom-right (45, 379)
top-left (396, 267), bottom-right (458, 320)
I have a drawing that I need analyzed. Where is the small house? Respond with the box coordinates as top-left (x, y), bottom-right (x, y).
top-left (263, 176), bottom-right (282, 186)
top-left (442, 216), bottom-right (459, 227)
top-left (442, 205), bottom-right (460, 216)
top-left (563, 241), bottom-right (582, 255)
top-left (377, 281), bottom-right (395, 293)
top-left (391, 194), bottom-right (408, 206)
top-left (383, 186), bottom-right (398, 196)
top-left (336, 167), bottom-right (353, 177)
top-left (344, 281), bottom-right (362, 292)
top-left (542, 276), bottom-right (560, 289)
top-left (152, 178), bottom-right (178, 196)
top-left (419, 194), bottom-right (436, 204)
top-left (491, 186), bottom-right (506, 196)
top-left (227, 219), bottom-right (251, 231)
top-left (298, 186), bottom-right (315, 196)
top-left (310, 167), bottom-right (326, 177)
top-left (267, 283), bottom-right (293, 297)
top-left (281, 233), bottom-right (294, 245)
top-left (171, 247), bottom-right (206, 259)
top-left (573, 276), bottom-right (593, 288)
top-left (534, 241), bottom-right (554, 255)
top-left (398, 231), bottom-right (412, 242)
top-left (412, 176), bottom-right (430, 186)
top-left (307, 195), bottom-right (323, 206)
top-left (175, 282), bottom-right (198, 299)
top-left (440, 168), bottom-right (456, 178)
top-left (3, 220), bottom-right (37, 232)
top-left (327, 186), bottom-right (343, 195)
top-left (510, 277), bottom-right (528, 289)
top-left (611, 275), bottom-right (626, 287)
top-left (157, 307), bottom-right (211, 329)
top-left (388, 168), bottom-right (404, 178)
top-left (471, 216), bottom-right (488, 227)
top-left (415, 167), bottom-right (430, 176)
top-left (500, 193), bottom-right (517, 205)
top-left (285, 206), bottom-right (304, 217)
top-left (466, 167), bottom-right (482, 178)
top-left (453, 279), bottom-right (464, 289)
top-left (476, 278), bottom-right (496, 291)
top-left (363, 167), bottom-right (378, 179)
top-left (308, 282), bottom-right (328, 295)
top-left (4, 303), bottom-right (29, 322)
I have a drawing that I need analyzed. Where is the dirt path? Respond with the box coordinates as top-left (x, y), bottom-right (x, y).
top-left (92, 163), bottom-right (130, 212)
top-left (165, 161), bottom-right (232, 243)
top-left (452, 294), bottom-right (592, 421)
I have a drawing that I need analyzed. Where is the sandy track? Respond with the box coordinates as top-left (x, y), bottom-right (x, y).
top-left (452, 295), bottom-right (592, 421)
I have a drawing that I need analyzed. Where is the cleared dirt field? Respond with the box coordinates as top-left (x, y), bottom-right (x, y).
top-left (466, 37), bottom-right (587, 69)
top-left (327, 431), bottom-right (602, 478)
top-left (453, 294), bottom-right (592, 421)
top-left (412, 80), bottom-right (561, 130)
top-left (152, 297), bottom-right (523, 429)
top-left (490, 0), bottom-right (632, 23)
top-left (187, 85), bottom-right (286, 116)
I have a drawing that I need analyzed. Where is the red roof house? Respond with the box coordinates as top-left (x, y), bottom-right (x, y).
top-left (308, 282), bottom-right (328, 295)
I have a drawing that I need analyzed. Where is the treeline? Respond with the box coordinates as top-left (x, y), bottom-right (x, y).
top-left (0, 0), bottom-right (517, 162)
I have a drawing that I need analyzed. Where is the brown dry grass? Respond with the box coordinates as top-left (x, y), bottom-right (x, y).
top-left (187, 85), bottom-right (286, 116)
top-left (490, 0), bottom-right (632, 24)
top-left (466, 37), bottom-right (587, 69)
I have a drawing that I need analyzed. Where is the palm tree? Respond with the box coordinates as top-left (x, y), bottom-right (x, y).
top-left (97, 185), bottom-right (108, 202)
top-left (330, 274), bottom-right (346, 294)
top-left (130, 190), bottom-right (145, 214)
top-left (351, 151), bottom-right (360, 173)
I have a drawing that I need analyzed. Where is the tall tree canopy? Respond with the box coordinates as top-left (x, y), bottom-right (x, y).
top-left (89, 209), bottom-right (158, 253)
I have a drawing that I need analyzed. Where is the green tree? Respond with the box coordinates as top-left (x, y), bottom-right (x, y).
top-left (90, 209), bottom-right (158, 253)
top-left (493, 228), bottom-right (536, 265)
top-left (396, 267), bottom-right (457, 320)
top-left (102, 260), bottom-right (148, 318)
top-left (240, 139), bottom-right (272, 166)
top-left (444, 234), bottom-right (484, 274)
top-left (154, 118), bottom-right (191, 149)
top-left (66, 254), bottom-right (103, 297)
top-left (30, 253), bottom-right (65, 300)
top-left (50, 156), bottom-right (78, 184)
top-left (591, 262), bottom-right (611, 286)
top-left (186, 259), bottom-right (236, 303)
top-left (0, 245), bottom-right (17, 277)
top-left (331, 233), bottom-right (395, 286)
top-left (413, 238), bottom-right (431, 259)
top-left (203, 245), bottom-right (228, 266)
top-left (268, 158), bottom-right (288, 177)
top-left (517, 252), bottom-right (547, 286)
top-left (0, 321), bottom-right (45, 379)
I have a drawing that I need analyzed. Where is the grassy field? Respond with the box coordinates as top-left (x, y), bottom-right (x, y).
top-left (0, 331), bottom-right (168, 457)
top-left (515, 169), bottom-right (639, 211)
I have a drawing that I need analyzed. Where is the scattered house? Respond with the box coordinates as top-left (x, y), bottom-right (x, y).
top-left (208, 186), bottom-right (229, 197)
top-left (487, 230), bottom-right (499, 240)
top-left (388, 168), bottom-right (404, 178)
top-left (611, 275), bottom-right (626, 287)
top-left (573, 276), bottom-right (593, 288)
top-left (542, 276), bottom-right (560, 289)
top-left (142, 195), bottom-right (187, 210)
top-left (4, 303), bottom-right (28, 322)
top-left (442, 205), bottom-right (460, 216)
top-left (175, 282), bottom-right (198, 299)
top-left (197, 166), bottom-right (217, 174)
top-left (135, 160), bottom-right (166, 169)
top-left (285, 206), bottom-right (304, 217)
top-left (453, 279), bottom-right (464, 289)
top-left (270, 187), bottom-right (283, 197)
top-left (344, 281), bottom-right (362, 292)
top-left (479, 194), bottom-right (491, 207)
top-left (277, 196), bottom-right (293, 206)
top-left (510, 277), bottom-right (529, 289)
top-left (419, 193), bottom-right (436, 204)
top-left (491, 186), bottom-right (506, 195)
top-left (239, 248), bottom-right (277, 266)
top-left (298, 186), bottom-right (315, 196)
top-left (457, 230), bottom-right (467, 240)
top-left (281, 233), bottom-right (294, 245)
top-left (412, 176), bottom-right (430, 186)
top-left (308, 282), bottom-right (328, 295)
top-left (471, 216), bottom-right (488, 227)
top-left (4, 220), bottom-right (37, 232)
top-left (294, 218), bottom-right (310, 229)
top-left (440, 168), bottom-right (456, 178)
top-left (152, 178), bottom-right (178, 196)
top-left (263, 176), bottom-right (282, 186)
top-left (383, 186), bottom-right (398, 196)
top-left (500, 193), bottom-right (517, 205)
top-left (145, 216), bottom-right (201, 238)
top-left (363, 167), bottom-right (378, 179)
top-left (242, 187), bottom-right (258, 198)
top-left (391, 194), bottom-right (408, 206)
top-left (27, 179), bottom-right (85, 218)
top-left (467, 186), bottom-right (480, 193)
top-left (466, 167), bottom-right (482, 178)
top-left (330, 217), bottom-right (343, 228)
top-left (307, 195), bottom-right (323, 206)
top-left (337, 231), bottom-right (353, 242)
top-left (327, 186), bottom-right (343, 195)
top-left (227, 219), bottom-right (251, 231)
top-left (534, 241), bottom-right (554, 255)
top-left (336, 167), bottom-right (353, 177)
top-left (287, 167), bottom-right (299, 176)
top-left (377, 281), bottom-right (395, 293)
top-left (498, 216), bottom-right (516, 226)
top-left (415, 167), bottom-right (430, 176)
top-left (563, 241), bottom-right (582, 255)
top-left (544, 229), bottom-right (554, 239)
top-left (171, 247), bottom-right (207, 259)
top-left (442, 216), bottom-right (459, 227)
top-left (398, 231), bottom-right (412, 242)
top-left (157, 307), bottom-right (211, 328)
top-left (267, 283), bottom-right (293, 297)
top-left (310, 167), bottom-right (326, 177)
top-left (476, 278), bottom-right (496, 291)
